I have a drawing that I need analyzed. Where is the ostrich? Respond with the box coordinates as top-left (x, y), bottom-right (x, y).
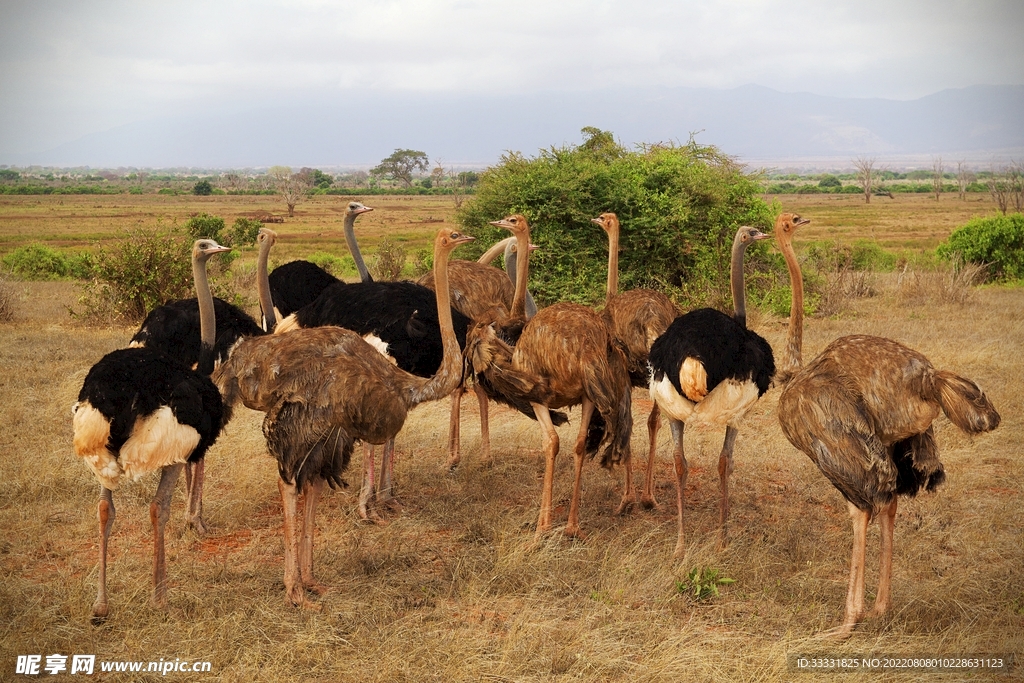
top-left (466, 214), bottom-right (632, 539)
top-left (73, 239), bottom-right (229, 622)
top-left (593, 212), bottom-right (679, 508)
top-left (773, 214), bottom-right (1000, 639)
top-left (266, 201), bottom-right (373, 319)
top-left (648, 223), bottom-right (775, 556)
top-left (129, 245), bottom-right (269, 534)
top-left (418, 236), bottom-right (540, 469)
top-left (213, 227), bottom-right (472, 608)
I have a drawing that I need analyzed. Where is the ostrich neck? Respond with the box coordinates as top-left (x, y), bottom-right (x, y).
top-left (256, 238), bottom-right (276, 331)
top-left (506, 243), bottom-right (538, 319)
top-left (779, 235), bottom-right (804, 378)
top-left (193, 253), bottom-right (216, 375)
top-left (509, 229), bottom-right (530, 320)
top-left (730, 237), bottom-right (750, 328)
top-left (477, 237), bottom-right (513, 265)
top-left (408, 241), bottom-right (463, 406)
top-left (343, 212), bottom-right (372, 282)
top-left (605, 224), bottom-right (619, 302)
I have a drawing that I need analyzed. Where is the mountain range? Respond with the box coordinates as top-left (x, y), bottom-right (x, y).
top-left (7, 84), bottom-right (1023, 170)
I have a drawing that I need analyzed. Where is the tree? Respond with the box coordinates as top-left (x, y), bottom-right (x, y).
top-left (853, 157), bottom-right (877, 203)
top-left (370, 149), bottom-right (429, 187)
top-left (956, 160), bottom-right (973, 201)
top-left (267, 166), bottom-right (312, 217)
top-left (192, 179), bottom-right (213, 196)
top-left (932, 157), bottom-right (944, 200)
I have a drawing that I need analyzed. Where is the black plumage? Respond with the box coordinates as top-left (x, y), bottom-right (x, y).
top-left (286, 280), bottom-right (471, 378)
top-left (267, 260), bottom-right (341, 318)
top-left (131, 297), bottom-right (265, 369)
top-left (77, 347), bottom-right (225, 464)
top-left (649, 307), bottom-right (775, 402)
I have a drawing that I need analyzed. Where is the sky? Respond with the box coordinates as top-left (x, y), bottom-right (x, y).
top-left (1, 0), bottom-right (1023, 158)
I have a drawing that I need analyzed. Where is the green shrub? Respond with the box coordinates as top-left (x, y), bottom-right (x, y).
top-left (370, 237), bottom-right (407, 281)
top-left (193, 180), bottom-right (213, 195)
top-left (937, 213), bottom-right (1024, 281)
top-left (76, 228), bottom-right (196, 322)
top-left (183, 213), bottom-right (225, 241)
top-left (817, 174), bottom-right (842, 189)
top-left (675, 567), bottom-right (736, 602)
top-left (229, 217), bottom-right (263, 247)
top-left (306, 252), bottom-right (355, 277)
top-left (2, 244), bottom-right (93, 280)
top-left (457, 129), bottom-right (774, 307)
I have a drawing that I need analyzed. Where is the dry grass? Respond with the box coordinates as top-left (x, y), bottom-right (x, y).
top-left (0, 268), bottom-right (1021, 680)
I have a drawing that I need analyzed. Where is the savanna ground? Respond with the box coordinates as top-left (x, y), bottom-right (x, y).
top-left (0, 192), bottom-right (1021, 681)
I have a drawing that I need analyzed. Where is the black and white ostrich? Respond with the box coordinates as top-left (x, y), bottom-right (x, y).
top-left (648, 224), bottom-right (774, 556)
top-left (266, 201), bottom-right (373, 319)
top-left (129, 260), bottom-right (266, 533)
top-left (73, 239), bottom-right (229, 622)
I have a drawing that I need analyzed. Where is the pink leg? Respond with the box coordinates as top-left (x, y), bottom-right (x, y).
top-left (565, 399), bottom-right (595, 538)
top-left (717, 426), bottom-right (738, 547)
top-left (532, 402), bottom-right (560, 539)
top-left (825, 502), bottom-right (871, 639)
top-left (474, 382), bottom-right (491, 465)
top-left (669, 420), bottom-right (688, 559)
top-left (299, 477), bottom-right (328, 596)
top-left (185, 459), bottom-right (208, 535)
top-left (150, 463), bottom-right (184, 609)
top-left (640, 402), bottom-right (661, 509)
top-left (870, 498), bottom-right (897, 618)
top-left (91, 486), bottom-right (115, 624)
top-left (445, 387), bottom-right (465, 471)
top-left (357, 443), bottom-right (381, 522)
top-left (278, 478), bottom-right (314, 608)
top-left (377, 439), bottom-right (402, 512)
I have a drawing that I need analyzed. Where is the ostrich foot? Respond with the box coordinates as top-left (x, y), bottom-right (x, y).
top-left (187, 515), bottom-right (210, 536)
top-left (672, 540), bottom-right (686, 560)
top-left (615, 496), bottom-right (634, 516)
top-left (639, 494), bottom-right (660, 510)
top-left (304, 580), bottom-right (331, 597)
top-left (90, 602), bottom-right (108, 625)
top-left (378, 494), bottom-right (404, 514)
top-left (815, 622), bottom-right (858, 641)
top-left (564, 524), bottom-right (587, 540)
top-left (285, 586), bottom-right (322, 611)
top-left (445, 454), bottom-right (461, 472)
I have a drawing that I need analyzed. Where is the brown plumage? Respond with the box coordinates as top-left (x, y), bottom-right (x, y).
top-left (467, 214), bottom-right (634, 539)
top-left (774, 214), bottom-right (1000, 639)
top-left (593, 212), bottom-right (679, 508)
top-left (213, 227), bottom-right (472, 608)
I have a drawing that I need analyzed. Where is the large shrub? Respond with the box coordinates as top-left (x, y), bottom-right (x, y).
top-left (77, 228), bottom-right (195, 322)
top-left (183, 213), bottom-right (225, 241)
top-left (2, 244), bottom-right (92, 280)
top-left (936, 213), bottom-right (1024, 281)
top-left (229, 217), bottom-right (263, 247)
top-left (456, 128), bottom-right (775, 307)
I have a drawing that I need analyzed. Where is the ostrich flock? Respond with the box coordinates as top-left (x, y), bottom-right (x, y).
top-left (71, 202), bottom-right (1000, 639)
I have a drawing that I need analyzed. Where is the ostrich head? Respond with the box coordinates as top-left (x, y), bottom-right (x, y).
top-left (773, 212), bottom-right (810, 247)
top-left (590, 212), bottom-right (619, 234)
top-left (346, 201), bottom-right (373, 217)
top-left (733, 226), bottom-right (771, 248)
top-left (193, 239), bottom-right (231, 262)
top-left (257, 227), bottom-right (278, 248)
top-left (437, 228), bottom-right (476, 251)
top-left (489, 214), bottom-right (530, 238)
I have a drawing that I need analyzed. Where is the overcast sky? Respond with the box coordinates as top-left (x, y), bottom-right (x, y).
top-left (2, 0), bottom-right (1023, 156)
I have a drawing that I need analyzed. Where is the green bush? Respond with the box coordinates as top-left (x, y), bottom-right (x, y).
top-left (2, 244), bottom-right (93, 280)
top-left (183, 213), bottom-right (225, 241)
top-left (937, 213), bottom-right (1024, 281)
top-left (306, 251), bottom-right (355, 277)
top-left (817, 174), bottom-right (842, 189)
top-left (76, 228), bottom-right (196, 322)
top-left (456, 128), bottom-right (775, 307)
top-left (193, 180), bottom-right (213, 195)
top-left (370, 237), bottom-right (407, 281)
top-left (229, 217), bottom-right (263, 247)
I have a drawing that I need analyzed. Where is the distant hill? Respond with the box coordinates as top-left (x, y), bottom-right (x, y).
top-left (7, 84), bottom-right (1023, 170)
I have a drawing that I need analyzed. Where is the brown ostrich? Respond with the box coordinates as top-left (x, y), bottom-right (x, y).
top-left (467, 214), bottom-right (633, 539)
top-left (417, 236), bottom-right (537, 470)
top-left (213, 227), bottom-right (472, 607)
top-left (648, 223), bottom-right (777, 555)
top-left (593, 212), bottom-right (679, 507)
top-left (774, 215), bottom-right (1000, 639)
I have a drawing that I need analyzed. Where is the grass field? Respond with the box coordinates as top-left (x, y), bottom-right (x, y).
top-left (0, 193), bottom-right (1021, 681)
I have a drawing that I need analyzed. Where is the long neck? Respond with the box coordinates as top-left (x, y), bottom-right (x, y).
top-left (778, 234), bottom-right (804, 380)
top-left (409, 242), bottom-right (464, 405)
top-left (730, 237), bottom-right (750, 328)
top-left (605, 223), bottom-right (619, 302)
top-left (505, 244), bottom-right (538, 319)
top-left (194, 253), bottom-right (217, 375)
top-left (257, 238), bottom-right (276, 331)
top-left (344, 212), bottom-right (372, 282)
top-left (509, 229), bottom-right (530, 320)
top-left (477, 237), bottom-right (514, 265)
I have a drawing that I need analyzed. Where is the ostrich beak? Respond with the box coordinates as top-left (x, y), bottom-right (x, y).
top-left (355, 205), bottom-right (374, 215)
top-left (795, 217), bottom-right (810, 226)
top-left (753, 231), bottom-right (771, 241)
top-left (590, 217), bottom-right (604, 226)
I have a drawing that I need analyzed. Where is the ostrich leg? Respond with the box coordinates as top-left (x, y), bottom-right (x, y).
top-left (825, 502), bottom-right (870, 639)
top-left (474, 382), bottom-right (491, 464)
top-left (532, 403), bottom-right (560, 537)
top-left (717, 425), bottom-right (738, 546)
top-left (357, 443), bottom-right (381, 522)
top-left (150, 463), bottom-right (184, 608)
top-left (565, 399), bottom-right (596, 538)
top-left (640, 403), bottom-right (661, 509)
top-left (445, 387), bottom-right (465, 471)
top-left (870, 499), bottom-right (897, 618)
top-left (185, 459), bottom-right (208, 535)
top-left (92, 486), bottom-right (115, 623)
top-left (278, 478), bottom-right (316, 608)
top-left (377, 439), bottom-right (402, 512)
top-left (299, 477), bottom-right (329, 595)
top-left (669, 419), bottom-right (689, 559)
